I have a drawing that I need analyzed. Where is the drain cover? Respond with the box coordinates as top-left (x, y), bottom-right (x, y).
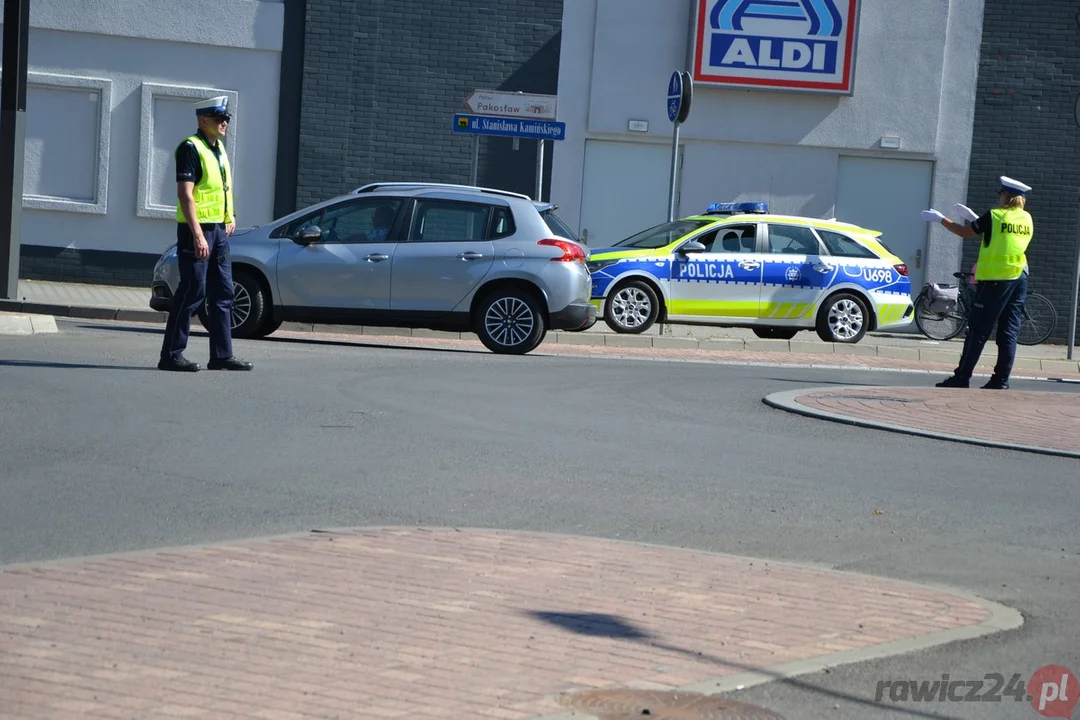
top-left (559, 689), bottom-right (785, 719)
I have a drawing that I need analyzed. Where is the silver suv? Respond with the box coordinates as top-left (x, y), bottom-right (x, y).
top-left (150, 183), bottom-right (596, 354)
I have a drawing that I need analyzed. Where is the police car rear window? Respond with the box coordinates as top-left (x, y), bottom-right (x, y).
top-left (614, 220), bottom-right (713, 249)
top-left (817, 230), bottom-right (879, 259)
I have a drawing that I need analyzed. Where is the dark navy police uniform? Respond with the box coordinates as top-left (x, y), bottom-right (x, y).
top-left (158, 95), bottom-right (252, 372)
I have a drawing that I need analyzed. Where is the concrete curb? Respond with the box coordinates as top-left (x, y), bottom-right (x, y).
top-left (0, 312), bottom-right (59, 335)
top-left (763, 386), bottom-right (1080, 460)
top-left (0, 299), bottom-right (166, 324)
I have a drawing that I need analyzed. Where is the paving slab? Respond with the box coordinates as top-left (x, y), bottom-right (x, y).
top-left (765, 386), bottom-right (1080, 458)
top-left (0, 528), bottom-right (1018, 720)
top-left (0, 312), bottom-right (58, 336)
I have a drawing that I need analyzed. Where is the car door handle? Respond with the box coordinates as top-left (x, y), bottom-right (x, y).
top-left (813, 263), bottom-right (833, 273)
top-left (364, 253), bottom-right (389, 262)
top-left (457, 251), bottom-right (484, 261)
top-left (738, 260), bottom-right (760, 271)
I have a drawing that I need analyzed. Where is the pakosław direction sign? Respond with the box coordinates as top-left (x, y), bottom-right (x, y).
top-left (453, 114), bottom-right (566, 141)
top-left (463, 90), bottom-right (557, 121)
top-left (692, 0), bottom-right (861, 94)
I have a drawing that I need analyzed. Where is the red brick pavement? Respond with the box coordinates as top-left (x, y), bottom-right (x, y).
top-left (0, 528), bottom-right (1000, 719)
top-left (790, 387), bottom-right (1080, 456)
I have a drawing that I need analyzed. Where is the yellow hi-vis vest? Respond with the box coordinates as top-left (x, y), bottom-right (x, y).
top-left (975, 207), bottom-right (1033, 281)
top-left (176, 134), bottom-right (234, 225)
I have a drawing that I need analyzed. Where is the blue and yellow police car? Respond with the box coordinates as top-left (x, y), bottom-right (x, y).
top-left (586, 202), bottom-right (913, 343)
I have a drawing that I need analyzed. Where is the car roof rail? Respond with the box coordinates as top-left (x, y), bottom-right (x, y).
top-left (352, 182), bottom-right (532, 201)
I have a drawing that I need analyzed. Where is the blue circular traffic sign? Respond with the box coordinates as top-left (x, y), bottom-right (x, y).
top-left (667, 71), bottom-right (683, 122)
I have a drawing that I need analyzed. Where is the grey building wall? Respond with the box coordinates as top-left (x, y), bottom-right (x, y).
top-left (11, 0), bottom-right (285, 287)
top-left (294, 0), bottom-right (563, 211)
top-left (964, 0), bottom-right (1080, 342)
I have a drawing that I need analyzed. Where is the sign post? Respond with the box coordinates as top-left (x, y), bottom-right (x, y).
top-left (666, 70), bottom-right (692, 221)
top-left (452, 94), bottom-right (564, 201)
top-left (0, 0), bottom-right (31, 299)
top-left (1068, 203), bottom-right (1079, 360)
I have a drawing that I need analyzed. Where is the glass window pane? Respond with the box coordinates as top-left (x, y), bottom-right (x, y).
top-left (711, 224), bottom-right (757, 253)
top-left (818, 229), bottom-right (877, 258)
top-left (410, 201), bottom-right (491, 242)
top-left (768, 225), bottom-right (822, 255)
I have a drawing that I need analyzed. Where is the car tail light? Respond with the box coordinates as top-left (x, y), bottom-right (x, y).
top-left (538, 238), bottom-right (586, 263)
top-left (893, 263), bottom-right (908, 277)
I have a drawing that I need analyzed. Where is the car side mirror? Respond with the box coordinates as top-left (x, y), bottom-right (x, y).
top-left (294, 225), bottom-right (322, 245)
top-left (679, 241), bottom-right (707, 254)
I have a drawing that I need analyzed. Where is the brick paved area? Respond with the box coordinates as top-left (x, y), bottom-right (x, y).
top-left (787, 387), bottom-right (1080, 456)
top-left (0, 528), bottom-right (999, 719)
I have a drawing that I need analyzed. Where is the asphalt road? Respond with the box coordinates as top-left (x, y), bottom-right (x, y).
top-left (1, 320), bottom-right (1077, 719)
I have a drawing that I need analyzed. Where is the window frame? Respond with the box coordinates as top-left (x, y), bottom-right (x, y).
top-left (404, 198), bottom-right (496, 243)
top-left (765, 223), bottom-right (825, 256)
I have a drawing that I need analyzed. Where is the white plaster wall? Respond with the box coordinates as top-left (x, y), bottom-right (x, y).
top-left (1, 0), bottom-right (284, 256)
top-left (552, 0), bottom-right (985, 279)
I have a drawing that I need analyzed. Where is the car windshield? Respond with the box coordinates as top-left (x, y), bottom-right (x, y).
top-left (613, 220), bottom-right (713, 249)
top-left (541, 209), bottom-right (578, 241)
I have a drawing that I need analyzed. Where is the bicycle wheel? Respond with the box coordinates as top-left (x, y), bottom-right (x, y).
top-left (1017, 293), bottom-right (1057, 346)
top-left (914, 290), bottom-right (967, 341)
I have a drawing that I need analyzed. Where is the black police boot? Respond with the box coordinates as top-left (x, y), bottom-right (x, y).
top-left (981, 377), bottom-right (1009, 390)
top-left (207, 356), bottom-right (253, 371)
top-left (158, 356), bottom-right (201, 372)
top-left (935, 375), bottom-right (968, 388)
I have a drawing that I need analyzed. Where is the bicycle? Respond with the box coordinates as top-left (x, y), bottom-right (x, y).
top-left (913, 272), bottom-right (1058, 345)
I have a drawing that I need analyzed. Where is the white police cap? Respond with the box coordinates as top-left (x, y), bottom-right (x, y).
top-left (999, 175), bottom-right (1031, 195)
top-left (194, 96), bottom-right (230, 119)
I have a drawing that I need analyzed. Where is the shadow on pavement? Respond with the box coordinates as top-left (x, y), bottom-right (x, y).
top-left (525, 609), bottom-right (963, 719)
top-left (71, 322), bottom-right (514, 358)
top-left (0, 359), bottom-right (157, 371)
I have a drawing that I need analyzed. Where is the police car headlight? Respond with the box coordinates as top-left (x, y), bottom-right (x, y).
top-left (587, 259), bottom-right (619, 273)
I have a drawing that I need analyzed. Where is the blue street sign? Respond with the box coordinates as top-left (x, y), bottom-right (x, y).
top-left (452, 114), bottom-right (566, 141)
top-left (667, 71), bottom-right (683, 122)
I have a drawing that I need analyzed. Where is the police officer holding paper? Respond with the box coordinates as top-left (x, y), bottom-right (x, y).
top-left (159, 96), bottom-right (253, 372)
top-left (920, 176), bottom-right (1034, 390)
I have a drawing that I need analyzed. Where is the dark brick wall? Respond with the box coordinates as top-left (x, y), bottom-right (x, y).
top-left (294, 0), bottom-right (563, 211)
top-left (19, 246), bottom-right (159, 287)
top-left (965, 1), bottom-right (1080, 342)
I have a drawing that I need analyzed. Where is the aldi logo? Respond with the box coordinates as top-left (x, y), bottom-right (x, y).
top-left (693, 0), bottom-right (860, 94)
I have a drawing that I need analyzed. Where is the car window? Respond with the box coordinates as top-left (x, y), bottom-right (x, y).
top-left (768, 224), bottom-right (822, 255)
top-left (284, 199), bottom-right (402, 243)
top-left (613, 220), bottom-right (714, 249)
top-left (541, 209), bottom-right (577, 240)
top-left (710, 224), bottom-right (757, 253)
top-left (817, 229), bottom-right (878, 259)
top-left (318, 199), bottom-right (402, 244)
top-left (409, 200), bottom-right (491, 242)
top-left (491, 207), bottom-right (515, 239)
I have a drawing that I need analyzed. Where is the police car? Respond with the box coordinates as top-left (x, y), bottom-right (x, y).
top-left (586, 202), bottom-right (913, 343)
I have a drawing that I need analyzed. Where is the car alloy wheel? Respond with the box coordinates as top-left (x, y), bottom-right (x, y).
top-left (605, 280), bottom-right (659, 334)
top-left (475, 288), bottom-right (546, 355)
top-left (817, 293), bottom-right (868, 343)
top-left (485, 296), bottom-right (536, 347)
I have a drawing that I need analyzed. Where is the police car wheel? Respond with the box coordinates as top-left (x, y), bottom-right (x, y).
top-left (475, 287), bottom-right (547, 355)
top-left (816, 292), bottom-right (869, 344)
top-left (605, 280), bottom-right (659, 334)
top-left (752, 327), bottom-right (798, 340)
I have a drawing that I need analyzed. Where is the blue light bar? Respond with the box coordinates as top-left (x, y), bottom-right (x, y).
top-left (705, 202), bottom-right (769, 215)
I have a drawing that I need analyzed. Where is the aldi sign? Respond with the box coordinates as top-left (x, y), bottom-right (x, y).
top-left (692, 0), bottom-right (860, 94)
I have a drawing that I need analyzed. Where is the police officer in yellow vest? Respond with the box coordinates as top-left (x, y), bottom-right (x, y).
top-left (159, 96), bottom-right (252, 371)
top-left (920, 175), bottom-right (1034, 389)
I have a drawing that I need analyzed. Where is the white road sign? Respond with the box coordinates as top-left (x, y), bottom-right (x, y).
top-left (463, 90), bottom-right (557, 121)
